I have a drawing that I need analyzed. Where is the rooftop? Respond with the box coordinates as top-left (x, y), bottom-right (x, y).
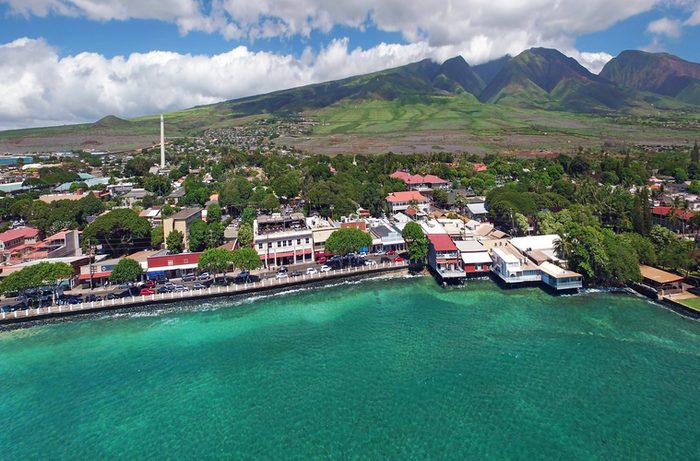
top-left (539, 262), bottom-right (581, 279)
top-left (639, 265), bottom-right (684, 284)
top-left (168, 207), bottom-right (202, 221)
top-left (0, 226), bottom-right (39, 243)
top-left (427, 234), bottom-right (458, 252)
top-left (386, 191), bottom-right (430, 203)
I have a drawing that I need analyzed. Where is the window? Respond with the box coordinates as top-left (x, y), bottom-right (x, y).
top-left (258, 243), bottom-right (263, 249)
top-left (288, 240), bottom-right (292, 246)
top-left (297, 239), bottom-right (301, 245)
top-left (305, 238), bottom-right (310, 243)
top-left (277, 242), bottom-right (281, 247)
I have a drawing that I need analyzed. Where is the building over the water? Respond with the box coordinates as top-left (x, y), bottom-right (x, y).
top-left (427, 234), bottom-right (463, 280)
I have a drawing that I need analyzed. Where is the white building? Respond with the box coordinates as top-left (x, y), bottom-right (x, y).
top-left (254, 213), bottom-right (314, 267)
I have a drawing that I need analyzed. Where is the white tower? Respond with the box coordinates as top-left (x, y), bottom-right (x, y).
top-left (160, 114), bottom-right (165, 169)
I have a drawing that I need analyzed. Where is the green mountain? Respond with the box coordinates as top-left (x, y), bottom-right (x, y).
top-left (472, 55), bottom-right (511, 86)
top-left (431, 56), bottom-right (485, 95)
top-left (478, 48), bottom-right (637, 112)
top-left (600, 50), bottom-right (700, 105)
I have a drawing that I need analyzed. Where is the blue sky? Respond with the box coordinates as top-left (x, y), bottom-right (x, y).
top-left (0, 0), bottom-right (699, 129)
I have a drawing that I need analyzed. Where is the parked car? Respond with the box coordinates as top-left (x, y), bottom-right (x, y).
top-left (0, 305), bottom-right (17, 312)
top-left (375, 250), bottom-right (386, 256)
top-left (139, 288), bottom-right (155, 296)
top-left (317, 257), bottom-right (327, 264)
top-left (291, 270), bottom-right (303, 277)
top-left (173, 285), bottom-right (189, 292)
top-left (143, 280), bottom-right (156, 289)
top-left (234, 271), bottom-right (250, 283)
top-left (182, 274), bottom-right (196, 282)
top-left (365, 260), bottom-right (377, 266)
top-left (164, 282), bottom-right (176, 290)
top-left (106, 292), bottom-right (121, 300)
top-left (192, 282), bottom-right (207, 290)
top-left (275, 272), bottom-right (288, 279)
top-left (386, 250), bottom-right (397, 255)
top-left (214, 276), bottom-right (231, 286)
top-left (277, 266), bottom-right (288, 273)
top-left (393, 256), bottom-right (405, 262)
top-left (319, 265), bottom-right (332, 272)
top-left (84, 294), bottom-right (102, 302)
top-left (358, 252), bottom-right (367, 258)
top-left (306, 267), bottom-right (318, 275)
top-left (157, 286), bottom-right (171, 294)
top-left (197, 273), bottom-right (210, 280)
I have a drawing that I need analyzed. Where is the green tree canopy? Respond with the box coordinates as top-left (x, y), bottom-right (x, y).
top-left (0, 262), bottom-right (74, 294)
top-left (109, 258), bottom-right (143, 283)
top-left (206, 203), bottom-right (222, 223)
top-left (231, 247), bottom-right (262, 272)
top-left (188, 219), bottom-right (209, 252)
top-left (325, 228), bottom-right (372, 257)
top-left (198, 248), bottom-right (234, 275)
top-left (237, 223), bottom-right (253, 247)
top-left (401, 221), bottom-right (424, 242)
top-left (166, 230), bottom-right (184, 254)
top-left (151, 225), bottom-right (164, 248)
top-left (82, 209), bottom-right (150, 256)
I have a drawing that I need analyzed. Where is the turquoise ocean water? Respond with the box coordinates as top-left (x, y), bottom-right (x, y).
top-left (1, 276), bottom-right (699, 459)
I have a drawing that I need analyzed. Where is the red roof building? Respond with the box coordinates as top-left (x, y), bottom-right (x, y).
top-left (473, 163), bottom-right (488, 172)
top-left (426, 234), bottom-right (462, 279)
top-left (386, 191), bottom-right (431, 214)
top-left (652, 206), bottom-right (694, 221)
top-left (427, 234), bottom-right (459, 252)
top-left (390, 171), bottom-right (449, 190)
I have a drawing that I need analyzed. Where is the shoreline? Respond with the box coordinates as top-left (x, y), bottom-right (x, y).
top-left (0, 261), bottom-right (410, 328)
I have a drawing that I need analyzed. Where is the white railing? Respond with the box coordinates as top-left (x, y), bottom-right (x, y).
top-left (0, 260), bottom-right (409, 322)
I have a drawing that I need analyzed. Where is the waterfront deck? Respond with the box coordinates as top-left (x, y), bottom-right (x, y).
top-left (0, 261), bottom-right (409, 325)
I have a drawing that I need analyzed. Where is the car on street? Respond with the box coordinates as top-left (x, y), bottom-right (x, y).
top-left (393, 256), bottom-right (405, 262)
top-left (365, 260), bottom-right (377, 266)
top-left (375, 250), bottom-right (386, 256)
top-left (290, 270), bottom-right (303, 277)
top-left (173, 285), bottom-right (189, 292)
top-left (192, 282), bottom-right (207, 290)
top-left (157, 286), bottom-right (171, 294)
top-left (317, 256), bottom-right (327, 264)
top-left (386, 250), bottom-right (397, 255)
top-left (164, 282), bottom-right (176, 290)
top-left (275, 272), bottom-right (288, 279)
top-left (139, 288), bottom-right (155, 296)
top-left (197, 273), bottom-right (210, 280)
top-left (277, 266), bottom-right (288, 273)
top-left (0, 305), bottom-right (17, 312)
top-left (358, 252), bottom-right (367, 258)
top-left (85, 294), bottom-right (102, 302)
top-left (182, 274), bottom-right (196, 282)
top-left (306, 267), bottom-right (318, 275)
top-left (234, 271), bottom-right (250, 283)
top-left (143, 280), bottom-right (157, 289)
top-left (319, 265), bottom-right (332, 272)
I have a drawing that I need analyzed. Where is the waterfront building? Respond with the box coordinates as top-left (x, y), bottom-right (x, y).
top-left (427, 234), bottom-right (463, 280)
top-left (455, 240), bottom-right (492, 275)
top-left (163, 207), bottom-right (203, 251)
top-left (490, 245), bottom-right (542, 284)
top-left (385, 191), bottom-right (430, 214)
top-left (638, 265), bottom-right (684, 298)
top-left (254, 213), bottom-right (314, 268)
top-left (368, 219), bottom-right (406, 253)
top-left (539, 262), bottom-right (583, 291)
top-left (146, 251), bottom-right (201, 279)
top-left (306, 216), bottom-right (340, 254)
top-left (509, 234), bottom-right (564, 265)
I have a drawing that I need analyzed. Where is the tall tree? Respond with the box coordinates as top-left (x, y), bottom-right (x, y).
top-left (325, 228), bottom-right (372, 263)
top-left (237, 223), bottom-right (254, 247)
top-left (692, 139), bottom-right (699, 164)
top-left (0, 262), bottom-right (74, 294)
top-left (82, 209), bottom-right (151, 256)
top-left (206, 203), bottom-right (222, 224)
top-left (109, 259), bottom-right (143, 283)
top-left (231, 247), bottom-right (262, 272)
top-left (166, 230), bottom-right (184, 254)
top-left (198, 248), bottom-right (234, 277)
top-left (188, 219), bottom-right (209, 252)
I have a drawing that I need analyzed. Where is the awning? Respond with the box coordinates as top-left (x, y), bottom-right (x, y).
top-left (78, 271), bottom-right (111, 280)
top-left (146, 263), bottom-right (199, 272)
top-left (436, 259), bottom-right (459, 264)
top-left (259, 249), bottom-right (313, 260)
top-left (146, 270), bottom-right (166, 276)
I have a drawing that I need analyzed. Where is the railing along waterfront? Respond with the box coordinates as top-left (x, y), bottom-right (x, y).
top-left (0, 260), bottom-right (409, 323)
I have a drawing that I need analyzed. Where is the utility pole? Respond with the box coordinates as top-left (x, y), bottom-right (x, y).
top-left (89, 239), bottom-right (96, 291)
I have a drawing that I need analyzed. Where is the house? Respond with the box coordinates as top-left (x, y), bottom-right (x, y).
top-left (465, 202), bottom-right (489, 221)
top-left (0, 226), bottom-right (40, 261)
top-left (254, 213), bottom-right (314, 268)
top-left (638, 265), bottom-right (684, 298)
top-left (509, 234), bottom-right (563, 265)
top-left (168, 187), bottom-right (186, 204)
top-left (490, 245), bottom-right (542, 285)
top-left (455, 240), bottom-right (492, 275)
top-left (386, 191), bottom-right (430, 214)
top-left (163, 208), bottom-right (203, 251)
top-left (139, 207), bottom-right (163, 226)
top-left (122, 188), bottom-right (152, 207)
top-left (390, 171), bottom-right (450, 191)
top-left (473, 163), bottom-right (488, 173)
top-left (539, 262), bottom-right (583, 291)
top-left (35, 229), bottom-right (82, 259)
top-left (427, 234), bottom-right (463, 280)
top-left (651, 206), bottom-right (695, 233)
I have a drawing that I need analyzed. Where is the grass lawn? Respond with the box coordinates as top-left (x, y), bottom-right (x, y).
top-left (679, 296), bottom-right (700, 312)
